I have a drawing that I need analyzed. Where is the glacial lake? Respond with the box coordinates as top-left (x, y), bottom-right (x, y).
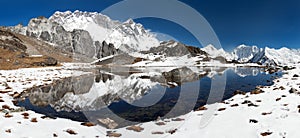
top-left (17, 67), bottom-right (281, 128)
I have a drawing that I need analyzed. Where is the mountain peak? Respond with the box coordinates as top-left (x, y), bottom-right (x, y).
top-left (203, 44), bottom-right (218, 50)
top-left (201, 44), bottom-right (233, 60)
top-left (125, 18), bottom-right (134, 24)
top-left (236, 44), bottom-right (248, 48)
top-left (49, 10), bottom-right (159, 52)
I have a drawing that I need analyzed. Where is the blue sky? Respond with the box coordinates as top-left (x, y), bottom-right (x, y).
top-left (0, 0), bottom-right (299, 51)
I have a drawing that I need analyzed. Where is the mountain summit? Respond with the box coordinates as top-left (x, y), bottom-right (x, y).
top-left (49, 10), bottom-right (160, 52)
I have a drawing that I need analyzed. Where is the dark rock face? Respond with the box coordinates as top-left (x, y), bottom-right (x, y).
top-left (143, 40), bottom-right (207, 57)
top-left (144, 41), bottom-right (189, 57)
top-left (40, 31), bottom-right (51, 42)
top-left (13, 17), bottom-right (121, 60)
top-left (26, 17), bottom-right (74, 53)
top-left (31, 56), bottom-right (58, 66)
top-left (186, 46), bottom-right (208, 57)
top-left (95, 41), bottom-right (102, 59)
top-left (96, 41), bottom-right (119, 59)
top-left (72, 29), bottom-right (95, 58)
top-left (13, 17), bottom-right (99, 60)
top-left (162, 67), bottom-right (199, 85)
top-left (150, 67), bottom-right (199, 86)
top-left (251, 52), bottom-right (277, 66)
top-left (0, 29), bottom-right (27, 52)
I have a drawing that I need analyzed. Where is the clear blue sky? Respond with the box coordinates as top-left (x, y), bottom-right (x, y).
top-left (1, 0), bottom-right (299, 50)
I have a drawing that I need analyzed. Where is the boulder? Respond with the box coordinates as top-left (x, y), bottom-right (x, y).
top-left (98, 118), bottom-right (119, 129)
top-left (289, 88), bottom-right (298, 93)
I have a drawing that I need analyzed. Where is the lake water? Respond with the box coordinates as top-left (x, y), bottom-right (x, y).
top-left (17, 67), bottom-right (281, 128)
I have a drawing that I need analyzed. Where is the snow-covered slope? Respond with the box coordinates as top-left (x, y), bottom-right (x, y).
top-left (201, 44), bottom-right (233, 61)
top-left (201, 44), bottom-right (300, 66)
top-left (49, 10), bottom-right (119, 42)
top-left (232, 44), bottom-right (263, 63)
top-left (105, 19), bottom-right (160, 52)
top-left (263, 47), bottom-right (300, 65)
top-left (232, 45), bottom-right (300, 65)
top-left (49, 10), bottom-right (160, 52)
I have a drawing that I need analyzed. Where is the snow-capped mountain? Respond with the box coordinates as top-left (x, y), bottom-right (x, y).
top-left (261, 47), bottom-right (300, 65)
top-left (232, 44), bottom-right (263, 63)
top-left (49, 10), bottom-right (160, 52)
top-left (23, 16), bottom-right (98, 59)
top-left (49, 10), bottom-right (119, 42)
top-left (232, 45), bottom-right (300, 65)
top-left (201, 44), bottom-right (233, 61)
top-left (105, 19), bottom-right (160, 52)
top-left (6, 10), bottom-right (160, 60)
top-left (201, 44), bottom-right (300, 66)
top-left (6, 10), bottom-right (299, 66)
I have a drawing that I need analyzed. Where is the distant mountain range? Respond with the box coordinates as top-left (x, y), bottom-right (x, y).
top-left (202, 44), bottom-right (300, 65)
top-left (5, 10), bottom-right (300, 66)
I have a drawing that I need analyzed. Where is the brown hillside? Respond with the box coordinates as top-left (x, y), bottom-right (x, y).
top-left (0, 29), bottom-right (73, 70)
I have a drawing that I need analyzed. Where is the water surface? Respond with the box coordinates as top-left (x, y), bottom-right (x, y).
top-left (17, 67), bottom-right (281, 128)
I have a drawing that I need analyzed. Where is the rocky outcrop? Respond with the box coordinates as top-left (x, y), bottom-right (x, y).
top-left (25, 16), bottom-right (74, 52)
top-left (31, 56), bottom-right (58, 66)
top-left (150, 66), bottom-right (199, 86)
top-left (0, 29), bottom-right (27, 52)
top-left (9, 17), bottom-right (99, 60)
top-left (96, 41), bottom-right (119, 59)
top-left (9, 16), bottom-right (122, 61)
top-left (72, 29), bottom-right (95, 58)
top-left (186, 45), bottom-right (208, 57)
top-left (143, 40), bottom-right (208, 57)
top-left (162, 67), bottom-right (199, 85)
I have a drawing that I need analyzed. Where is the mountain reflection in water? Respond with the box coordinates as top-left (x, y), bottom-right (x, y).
top-left (17, 66), bottom-right (281, 128)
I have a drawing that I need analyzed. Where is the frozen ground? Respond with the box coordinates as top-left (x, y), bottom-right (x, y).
top-left (0, 64), bottom-right (299, 138)
top-left (0, 67), bottom-right (108, 138)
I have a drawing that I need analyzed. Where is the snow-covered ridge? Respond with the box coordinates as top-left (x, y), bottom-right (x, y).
top-left (49, 10), bottom-right (160, 52)
top-left (202, 44), bottom-right (300, 65)
top-left (236, 45), bottom-right (300, 65)
top-left (49, 10), bottom-right (120, 42)
top-left (201, 44), bottom-right (233, 61)
top-left (232, 44), bottom-right (263, 63)
top-left (264, 47), bottom-right (300, 65)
